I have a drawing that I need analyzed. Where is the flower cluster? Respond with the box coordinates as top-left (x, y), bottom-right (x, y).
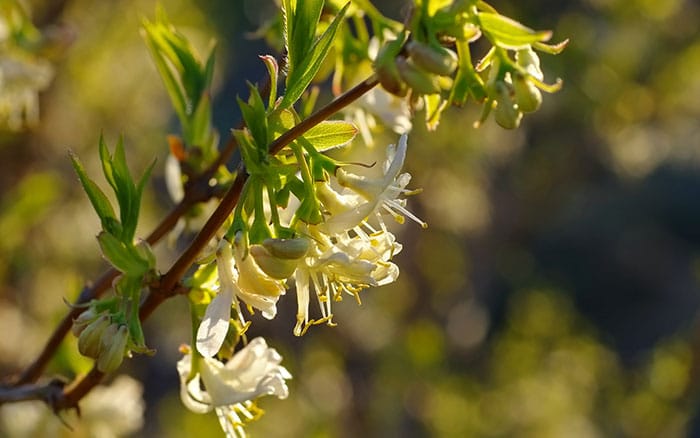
top-left (179, 134), bottom-right (422, 435)
top-left (195, 134), bottom-right (422, 355)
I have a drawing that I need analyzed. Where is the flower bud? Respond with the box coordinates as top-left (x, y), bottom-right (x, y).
top-left (513, 74), bottom-right (542, 113)
top-left (407, 41), bottom-right (458, 76)
top-left (78, 314), bottom-right (110, 359)
top-left (396, 57), bottom-right (441, 95)
top-left (97, 324), bottom-right (129, 373)
top-left (250, 245), bottom-right (299, 280)
top-left (375, 59), bottom-right (408, 97)
top-left (72, 307), bottom-right (98, 337)
top-left (494, 82), bottom-right (522, 129)
top-left (516, 46), bottom-right (543, 80)
top-left (262, 238), bottom-right (310, 260)
top-left (374, 36), bottom-right (409, 97)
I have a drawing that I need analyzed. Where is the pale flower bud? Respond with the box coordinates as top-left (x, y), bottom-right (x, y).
top-left (72, 307), bottom-right (99, 337)
top-left (513, 73), bottom-right (542, 113)
top-left (494, 81), bottom-right (522, 129)
top-left (97, 324), bottom-right (129, 373)
top-left (516, 46), bottom-right (543, 80)
top-left (262, 238), bottom-right (310, 260)
top-left (249, 245), bottom-right (299, 280)
top-left (78, 315), bottom-right (110, 359)
top-left (407, 40), bottom-right (458, 76)
top-left (396, 57), bottom-right (441, 95)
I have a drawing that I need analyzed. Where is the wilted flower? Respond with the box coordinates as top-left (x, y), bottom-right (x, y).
top-left (178, 337), bottom-right (292, 437)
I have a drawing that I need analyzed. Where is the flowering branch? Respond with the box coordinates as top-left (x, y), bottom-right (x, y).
top-left (0, 2), bottom-right (567, 436)
top-left (2, 72), bottom-right (381, 411)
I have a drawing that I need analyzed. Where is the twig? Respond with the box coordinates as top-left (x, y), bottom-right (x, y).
top-left (14, 184), bottom-right (202, 385)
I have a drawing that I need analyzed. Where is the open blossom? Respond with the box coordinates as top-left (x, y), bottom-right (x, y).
top-left (291, 134), bottom-right (422, 336)
top-left (320, 133), bottom-right (426, 236)
top-left (292, 222), bottom-right (402, 336)
top-left (178, 337), bottom-right (292, 437)
top-left (196, 238), bottom-right (286, 357)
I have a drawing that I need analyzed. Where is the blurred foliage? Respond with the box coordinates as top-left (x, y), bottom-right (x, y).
top-left (2, 0), bottom-right (700, 437)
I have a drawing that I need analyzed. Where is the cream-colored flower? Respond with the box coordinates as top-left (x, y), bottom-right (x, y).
top-left (292, 222), bottom-right (402, 336)
top-left (196, 238), bottom-right (287, 357)
top-left (320, 134), bottom-right (426, 236)
top-left (178, 338), bottom-right (292, 437)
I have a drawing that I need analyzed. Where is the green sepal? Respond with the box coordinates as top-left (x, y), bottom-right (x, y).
top-left (424, 94), bottom-right (448, 131)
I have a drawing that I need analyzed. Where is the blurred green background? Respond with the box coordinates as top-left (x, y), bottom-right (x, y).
top-left (2, 0), bottom-right (700, 436)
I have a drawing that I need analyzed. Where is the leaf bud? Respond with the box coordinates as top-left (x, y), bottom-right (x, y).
top-left (396, 57), bottom-right (442, 95)
top-left (407, 40), bottom-right (458, 76)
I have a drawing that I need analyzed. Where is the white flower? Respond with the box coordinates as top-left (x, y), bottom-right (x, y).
top-left (178, 337), bottom-right (292, 437)
top-left (196, 239), bottom-right (286, 357)
top-left (292, 223), bottom-right (402, 336)
top-left (0, 54), bottom-right (53, 131)
top-left (320, 134), bottom-right (426, 236)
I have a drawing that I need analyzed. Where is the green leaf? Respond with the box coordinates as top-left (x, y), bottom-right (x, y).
top-left (70, 152), bottom-right (118, 235)
top-left (97, 231), bottom-right (149, 277)
top-left (280, 2), bottom-right (350, 109)
top-left (141, 7), bottom-right (216, 150)
top-left (283, 0), bottom-right (324, 82)
top-left (477, 12), bottom-right (552, 50)
top-left (301, 120), bottom-right (357, 152)
top-left (269, 109), bottom-right (298, 140)
top-left (260, 55), bottom-right (279, 108)
top-left (238, 83), bottom-right (269, 151)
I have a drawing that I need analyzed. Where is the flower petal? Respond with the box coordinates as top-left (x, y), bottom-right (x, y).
top-left (196, 286), bottom-right (233, 357)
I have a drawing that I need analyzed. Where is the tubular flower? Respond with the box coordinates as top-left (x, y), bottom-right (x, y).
top-left (196, 238), bottom-right (286, 358)
top-left (320, 134), bottom-right (426, 236)
top-left (292, 222), bottom-right (402, 336)
top-left (178, 338), bottom-right (292, 437)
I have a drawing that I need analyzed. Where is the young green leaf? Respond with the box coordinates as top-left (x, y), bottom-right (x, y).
top-left (283, 0), bottom-right (324, 82)
top-left (477, 12), bottom-right (552, 50)
top-left (70, 152), bottom-right (118, 234)
top-left (301, 120), bottom-right (357, 152)
top-left (280, 2), bottom-right (350, 110)
top-left (97, 231), bottom-right (149, 277)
